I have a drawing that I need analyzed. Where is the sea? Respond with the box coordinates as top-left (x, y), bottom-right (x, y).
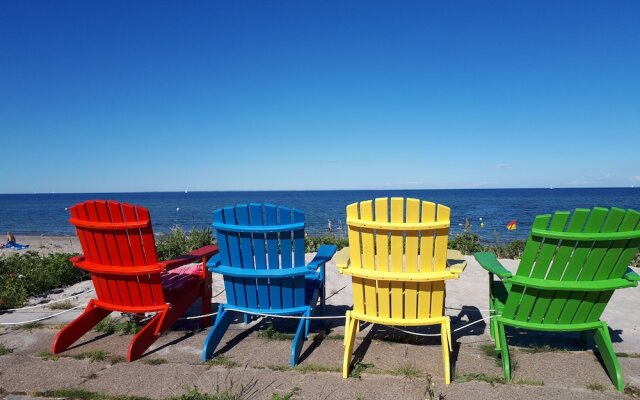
top-left (0, 188), bottom-right (638, 244)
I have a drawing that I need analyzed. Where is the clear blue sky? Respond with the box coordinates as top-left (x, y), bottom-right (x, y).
top-left (1, 1), bottom-right (639, 193)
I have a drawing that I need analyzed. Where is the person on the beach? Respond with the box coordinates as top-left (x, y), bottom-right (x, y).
top-left (6, 231), bottom-right (16, 245)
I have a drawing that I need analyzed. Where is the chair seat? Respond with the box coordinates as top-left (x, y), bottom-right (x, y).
top-left (162, 264), bottom-right (203, 297)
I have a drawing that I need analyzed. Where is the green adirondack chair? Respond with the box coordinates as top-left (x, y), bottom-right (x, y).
top-left (474, 207), bottom-right (640, 392)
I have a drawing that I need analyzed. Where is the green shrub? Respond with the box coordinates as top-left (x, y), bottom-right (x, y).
top-left (304, 235), bottom-right (348, 253)
top-left (448, 233), bottom-right (484, 255)
top-left (0, 252), bottom-right (88, 310)
top-left (94, 317), bottom-right (141, 335)
top-left (155, 227), bottom-right (214, 261)
top-left (486, 240), bottom-right (526, 259)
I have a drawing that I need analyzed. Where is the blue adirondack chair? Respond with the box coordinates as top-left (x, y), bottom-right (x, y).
top-left (202, 203), bottom-right (337, 366)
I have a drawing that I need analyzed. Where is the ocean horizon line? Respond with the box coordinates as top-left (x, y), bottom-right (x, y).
top-left (1, 186), bottom-right (638, 196)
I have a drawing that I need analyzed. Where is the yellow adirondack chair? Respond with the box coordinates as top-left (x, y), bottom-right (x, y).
top-left (335, 198), bottom-right (466, 382)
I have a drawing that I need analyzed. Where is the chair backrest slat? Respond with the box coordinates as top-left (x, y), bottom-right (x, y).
top-left (293, 209), bottom-right (306, 306)
top-left (237, 205), bottom-right (258, 309)
top-left (374, 198), bottom-right (391, 318)
top-left (249, 204), bottom-right (270, 308)
top-left (417, 201), bottom-right (436, 319)
top-left (263, 204), bottom-right (281, 308)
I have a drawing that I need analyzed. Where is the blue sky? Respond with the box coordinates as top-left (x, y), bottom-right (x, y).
top-left (1, 1), bottom-right (639, 193)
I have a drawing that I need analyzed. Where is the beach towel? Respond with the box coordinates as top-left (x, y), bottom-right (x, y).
top-left (2, 242), bottom-right (29, 250)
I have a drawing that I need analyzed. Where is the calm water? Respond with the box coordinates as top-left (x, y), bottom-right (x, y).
top-left (0, 188), bottom-right (638, 243)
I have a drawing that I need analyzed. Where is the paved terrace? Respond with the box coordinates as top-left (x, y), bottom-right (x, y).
top-left (1, 255), bottom-right (639, 400)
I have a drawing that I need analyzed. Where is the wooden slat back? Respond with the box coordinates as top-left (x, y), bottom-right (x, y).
top-left (502, 207), bottom-right (640, 325)
top-left (212, 203), bottom-right (307, 310)
top-left (69, 200), bottom-right (164, 308)
top-left (345, 197), bottom-right (452, 321)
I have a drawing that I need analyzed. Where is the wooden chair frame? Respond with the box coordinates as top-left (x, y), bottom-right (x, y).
top-left (52, 200), bottom-right (218, 361)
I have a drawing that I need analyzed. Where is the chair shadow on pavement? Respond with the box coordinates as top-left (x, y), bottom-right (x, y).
top-left (299, 304), bottom-right (350, 363)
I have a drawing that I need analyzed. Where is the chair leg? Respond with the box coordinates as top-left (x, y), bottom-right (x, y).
top-left (202, 306), bottom-right (235, 361)
top-left (344, 312), bottom-right (351, 346)
top-left (290, 310), bottom-right (309, 367)
top-left (305, 308), bottom-right (311, 339)
top-left (127, 309), bottom-right (166, 362)
top-left (488, 297), bottom-right (496, 341)
top-left (446, 317), bottom-right (453, 352)
top-left (201, 271), bottom-right (213, 328)
top-left (497, 321), bottom-right (511, 382)
top-left (342, 311), bottom-right (358, 379)
top-left (593, 322), bottom-right (624, 392)
top-left (492, 315), bottom-right (501, 351)
top-left (51, 300), bottom-right (111, 354)
top-left (441, 319), bottom-right (451, 384)
top-left (321, 277), bottom-right (326, 314)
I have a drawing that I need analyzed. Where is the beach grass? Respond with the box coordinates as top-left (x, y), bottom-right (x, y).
top-left (0, 343), bottom-right (12, 356)
top-left (204, 356), bottom-right (240, 369)
top-left (0, 252), bottom-right (88, 310)
top-left (94, 317), bottom-right (141, 336)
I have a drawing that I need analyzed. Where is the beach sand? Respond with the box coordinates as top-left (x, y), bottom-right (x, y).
top-left (1, 236), bottom-right (639, 399)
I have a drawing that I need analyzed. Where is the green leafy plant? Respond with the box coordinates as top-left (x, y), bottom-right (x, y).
top-left (169, 387), bottom-right (243, 400)
top-left (454, 372), bottom-right (506, 386)
top-left (256, 323), bottom-right (295, 341)
top-left (295, 363), bottom-right (340, 374)
top-left (0, 343), bottom-right (12, 356)
top-left (392, 363), bottom-right (422, 378)
top-left (267, 364), bottom-right (290, 372)
top-left (37, 351), bottom-right (60, 361)
top-left (155, 227), bottom-right (214, 261)
top-left (0, 252), bottom-right (88, 310)
top-left (513, 379), bottom-right (544, 386)
top-left (304, 235), bottom-right (348, 253)
top-left (349, 362), bottom-right (374, 379)
top-left (48, 300), bottom-right (74, 310)
top-left (586, 383), bottom-right (607, 392)
top-left (270, 387), bottom-right (300, 400)
top-left (94, 316), bottom-right (141, 335)
top-left (72, 350), bottom-right (124, 364)
top-left (448, 233), bottom-right (484, 255)
top-left (204, 356), bottom-right (240, 369)
top-left (37, 389), bottom-right (151, 400)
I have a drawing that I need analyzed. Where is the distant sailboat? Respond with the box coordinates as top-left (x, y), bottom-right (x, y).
top-left (185, 190), bottom-right (188, 194)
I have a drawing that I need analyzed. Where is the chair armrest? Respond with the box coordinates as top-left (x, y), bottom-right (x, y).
top-left (206, 254), bottom-right (221, 271)
top-left (474, 252), bottom-right (513, 279)
top-left (307, 244), bottom-right (337, 271)
top-left (159, 244), bottom-right (219, 271)
top-left (446, 249), bottom-right (467, 275)
top-left (334, 247), bottom-right (351, 271)
top-left (625, 267), bottom-right (640, 282)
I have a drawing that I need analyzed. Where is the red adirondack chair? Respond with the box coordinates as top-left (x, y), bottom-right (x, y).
top-left (52, 200), bottom-right (218, 361)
